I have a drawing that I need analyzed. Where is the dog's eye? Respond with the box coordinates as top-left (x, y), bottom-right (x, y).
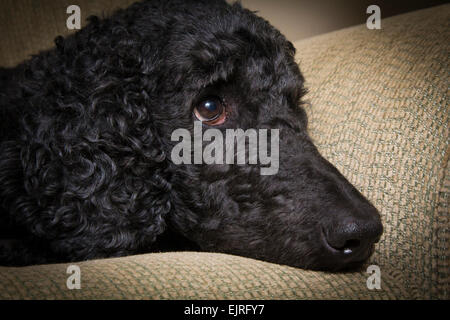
top-left (193, 97), bottom-right (226, 125)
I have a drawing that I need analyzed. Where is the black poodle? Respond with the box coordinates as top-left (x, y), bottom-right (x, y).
top-left (0, 0), bottom-right (382, 270)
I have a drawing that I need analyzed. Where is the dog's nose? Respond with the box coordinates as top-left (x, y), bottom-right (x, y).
top-left (322, 215), bottom-right (383, 262)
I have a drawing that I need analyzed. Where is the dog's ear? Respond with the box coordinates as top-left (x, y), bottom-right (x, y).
top-left (0, 11), bottom-right (174, 261)
top-left (1, 54), bottom-right (172, 261)
top-left (6, 102), bottom-right (172, 253)
top-left (50, 74), bottom-right (174, 253)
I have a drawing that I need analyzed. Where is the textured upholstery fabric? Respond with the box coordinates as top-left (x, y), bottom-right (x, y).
top-left (0, 252), bottom-right (409, 299)
top-left (294, 5), bottom-right (449, 299)
top-left (0, 2), bottom-right (448, 299)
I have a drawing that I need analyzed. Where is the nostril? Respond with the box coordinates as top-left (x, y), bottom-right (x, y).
top-left (343, 239), bottom-right (360, 249)
top-left (331, 239), bottom-right (361, 255)
top-left (321, 227), bottom-right (362, 255)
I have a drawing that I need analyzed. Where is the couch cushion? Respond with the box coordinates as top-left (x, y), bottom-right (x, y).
top-left (0, 251), bottom-right (410, 299)
top-left (294, 4), bottom-right (449, 299)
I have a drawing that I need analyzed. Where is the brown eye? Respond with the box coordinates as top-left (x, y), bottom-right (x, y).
top-left (193, 97), bottom-right (226, 125)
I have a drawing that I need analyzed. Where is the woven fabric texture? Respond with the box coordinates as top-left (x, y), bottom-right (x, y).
top-left (0, 2), bottom-right (448, 299)
top-left (0, 252), bottom-right (409, 299)
top-left (294, 4), bottom-right (449, 299)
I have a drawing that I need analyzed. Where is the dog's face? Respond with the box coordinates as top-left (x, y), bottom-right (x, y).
top-left (150, 2), bottom-right (383, 271)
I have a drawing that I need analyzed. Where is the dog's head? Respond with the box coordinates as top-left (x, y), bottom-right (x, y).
top-left (144, 0), bottom-right (383, 271)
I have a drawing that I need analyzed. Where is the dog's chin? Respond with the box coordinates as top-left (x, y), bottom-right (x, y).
top-left (246, 240), bottom-right (377, 272)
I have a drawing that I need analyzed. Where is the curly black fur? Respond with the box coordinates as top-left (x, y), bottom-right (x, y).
top-left (0, 0), bottom-right (382, 270)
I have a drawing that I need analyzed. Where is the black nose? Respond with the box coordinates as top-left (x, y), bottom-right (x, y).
top-left (322, 215), bottom-right (383, 263)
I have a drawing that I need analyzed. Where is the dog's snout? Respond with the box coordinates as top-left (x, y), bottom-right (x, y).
top-left (322, 214), bottom-right (383, 263)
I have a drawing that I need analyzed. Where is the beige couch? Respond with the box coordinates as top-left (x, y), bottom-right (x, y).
top-left (0, 2), bottom-right (448, 299)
